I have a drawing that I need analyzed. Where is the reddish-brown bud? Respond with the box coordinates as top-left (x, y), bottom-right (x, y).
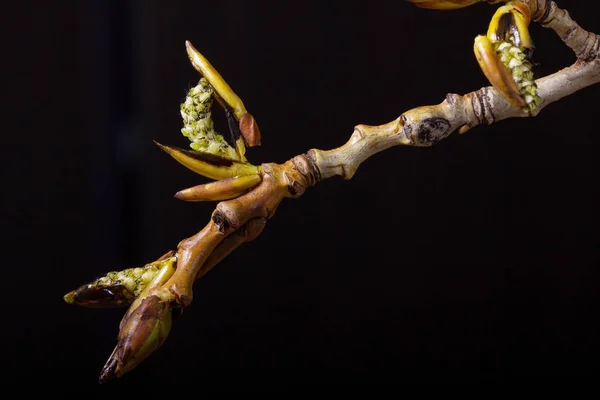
top-left (239, 113), bottom-right (262, 147)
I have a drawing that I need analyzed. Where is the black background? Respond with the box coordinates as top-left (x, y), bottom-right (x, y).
top-left (3, 0), bottom-right (599, 391)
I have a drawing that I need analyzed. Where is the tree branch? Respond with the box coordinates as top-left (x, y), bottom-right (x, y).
top-left (65, 0), bottom-right (600, 383)
top-left (308, 0), bottom-right (600, 181)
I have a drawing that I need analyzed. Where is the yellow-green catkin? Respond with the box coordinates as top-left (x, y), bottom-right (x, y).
top-left (495, 41), bottom-right (541, 112)
top-left (180, 78), bottom-right (239, 160)
top-left (89, 261), bottom-right (163, 299)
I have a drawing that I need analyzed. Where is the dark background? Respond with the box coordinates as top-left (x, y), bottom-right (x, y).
top-left (3, 0), bottom-right (599, 391)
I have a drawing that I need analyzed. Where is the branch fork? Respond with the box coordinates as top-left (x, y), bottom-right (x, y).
top-left (93, 154), bottom-right (315, 382)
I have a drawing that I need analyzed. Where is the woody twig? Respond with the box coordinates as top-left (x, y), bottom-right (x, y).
top-left (64, 0), bottom-right (599, 383)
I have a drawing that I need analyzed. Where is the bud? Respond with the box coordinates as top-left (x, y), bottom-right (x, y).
top-left (63, 284), bottom-right (133, 308)
top-left (238, 113), bottom-right (262, 147)
top-left (462, 1), bottom-right (541, 112)
top-left (185, 40), bottom-right (248, 120)
top-left (155, 141), bottom-right (259, 181)
top-left (98, 254), bottom-right (178, 383)
top-left (474, 35), bottom-right (526, 109)
top-left (63, 258), bottom-right (174, 308)
top-left (99, 295), bottom-right (173, 383)
top-left (174, 173), bottom-right (262, 202)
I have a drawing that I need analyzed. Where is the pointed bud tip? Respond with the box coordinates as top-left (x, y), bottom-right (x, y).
top-left (153, 141), bottom-right (172, 153)
top-left (99, 296), bottom-right (173, 382)
top-left (184, 41), bottom-right (203, 68)
top-left (63, 291), bottom-right (76, 304)
top-left (98, 360), bottom-right (118, 384)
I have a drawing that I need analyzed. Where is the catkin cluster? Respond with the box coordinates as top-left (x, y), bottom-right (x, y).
top-left (91, 263), bottom-right (162, 298)
top-left (180, 78), bottom-right (238, 159)
top-left (495, 40), bottom-right (541, 111)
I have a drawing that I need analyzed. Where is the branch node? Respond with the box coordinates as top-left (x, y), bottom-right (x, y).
top-left (293, 154), bottom-right (319, 187)
top-left (211, 211), bottom-right (231, 233)
top-left (471, 87), bottom-right (496, 126)
top-left (531, 0), bottom-right (553, 24)
top-left (304, 150), bottom-right (323, 183)
top-left (534, 1), bottom-right (600, 61)
top-left (580, 33), bottom-right (600, 62)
